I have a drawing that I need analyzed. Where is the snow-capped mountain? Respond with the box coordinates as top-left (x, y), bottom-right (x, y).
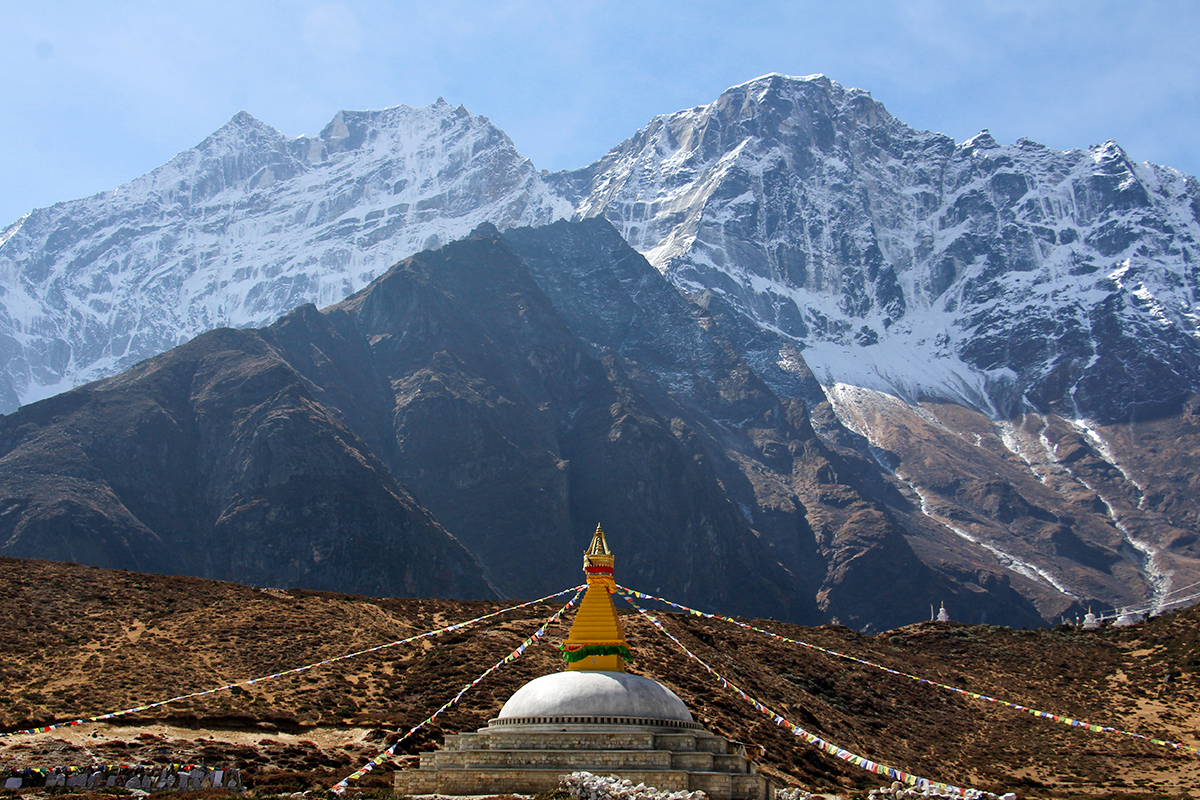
top-left (0, 100), bottom-right (569, 411)
top-left (556, 74), bottom-right (1200, 622)
top-left (557, 73), bottom-right (1200, 424)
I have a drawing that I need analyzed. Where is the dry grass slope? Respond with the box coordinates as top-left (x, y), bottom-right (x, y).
top-left (3, 557), bottom-right (1200, 798)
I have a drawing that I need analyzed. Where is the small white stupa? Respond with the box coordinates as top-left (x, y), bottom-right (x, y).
top-left (936, 603), bottom-right (950, 622)
top-left (1114, 609), bottom-right (1140, 627)
top-left (1082, 609), bottom-right (1100, 630)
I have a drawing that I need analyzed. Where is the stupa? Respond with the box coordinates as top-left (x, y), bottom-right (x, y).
top-left (394, 525), bottom-right (777, 799)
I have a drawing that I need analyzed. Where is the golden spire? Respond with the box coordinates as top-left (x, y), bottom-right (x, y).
top-left (561, 524), bottom-right (631, 672)
top-left (585, 524), bottom-right (611, 556)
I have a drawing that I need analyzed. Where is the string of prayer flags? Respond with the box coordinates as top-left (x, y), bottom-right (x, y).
top-left (330, 588), bottom-right (583, 794)
top-left (618, 593), bottom-right (971, 796)
top-left (616, 586), bottom-right (1200, 757)
top-left (0, 584), bottom-right (584, 739)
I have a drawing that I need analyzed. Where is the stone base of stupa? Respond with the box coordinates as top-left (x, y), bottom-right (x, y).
top-left (394, 724), bottom-right (776, 800)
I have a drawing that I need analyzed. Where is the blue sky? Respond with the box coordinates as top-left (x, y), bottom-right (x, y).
top-left (3, 1), bottom-right (1198, 227)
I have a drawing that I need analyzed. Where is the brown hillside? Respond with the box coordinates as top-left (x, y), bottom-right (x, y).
top-left (2, 556), bottom-right (1198, 798)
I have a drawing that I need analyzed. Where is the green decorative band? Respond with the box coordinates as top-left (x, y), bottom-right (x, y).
top-left (558, 643), bottom-right (634, 663)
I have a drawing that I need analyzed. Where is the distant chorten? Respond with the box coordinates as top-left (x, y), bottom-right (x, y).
top-left (1113, 609), bottom-right (1140, 627)
top-left (936, 603), bottom-right (950, 623)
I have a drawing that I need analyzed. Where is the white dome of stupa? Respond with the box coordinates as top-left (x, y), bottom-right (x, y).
top-left (492, 670), bottom-right (696, 729)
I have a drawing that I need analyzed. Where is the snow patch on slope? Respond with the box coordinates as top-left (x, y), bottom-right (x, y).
top-left (993, 412), bottom-right (1172, 612)
top-left (825, 383), bottom-right (1081, 601)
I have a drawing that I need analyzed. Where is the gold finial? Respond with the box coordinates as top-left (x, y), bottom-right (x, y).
top-left (585, 523), bottom-right (611, 557)
top-left (560, 523), bottom-right (630, 672)
top-left (582, 523), bottom-right (615, 581)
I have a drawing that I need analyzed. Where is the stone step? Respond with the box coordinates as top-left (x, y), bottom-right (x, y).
top-left (658, 732), bottom-right (730, 754)
top-left (445, 730), bottom-right (660, 751)
top-left (444, 729), bottom-right (733, 754)
top-left (429, 748), bottom-right (676, 771)
top-left (427, 748), bottom-right (752, 774)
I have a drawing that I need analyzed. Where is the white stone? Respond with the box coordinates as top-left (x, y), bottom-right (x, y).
top-left (561, 770), bottom-right (708, 800)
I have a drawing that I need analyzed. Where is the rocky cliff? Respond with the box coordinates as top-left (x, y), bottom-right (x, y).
top-left (557, 74), bottom-right (1200, 425)
top-left (0, 307), bottom-right (494, 600)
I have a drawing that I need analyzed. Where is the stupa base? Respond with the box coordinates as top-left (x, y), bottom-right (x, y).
top-left (393, 724), bottom-right (776, 800)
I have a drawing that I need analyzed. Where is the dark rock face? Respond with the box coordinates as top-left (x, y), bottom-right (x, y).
top-left (0, 222), bottom-right (1046, 629)
top-left (498, 219), bottom-right (1029, 628)
top-left (0, 325), bottom-right (494, 600)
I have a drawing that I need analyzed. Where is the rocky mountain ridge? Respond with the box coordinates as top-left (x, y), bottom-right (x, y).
top-left (2, 221), bottom-right (1042, 628)
top-left (558, 73), bottom-right (1200, 424)
top-left (7, 75), bottom-right (1199, 425)
top-left (3, 75), bottom-right (1200, 628)
top-left (554, 74), bottom-right (1200, 626)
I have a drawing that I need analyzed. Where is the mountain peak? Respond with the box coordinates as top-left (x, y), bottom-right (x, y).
top-left (229, 109), bottom-right (260, 126)
top-left (214, 110), bottom-right (277, 136)
top-left (314, 100), bottom-right (482, 154)
top-left (962, 129), bottom-right (999, 150)
top-left (734, 72), bottom-right (833, 91)
top-left (1090, 138), bottom-right (1130, 162)
top-left (728, 72), bottom-right (881, 105)
top-left (704, 72), bottom-right (890, 134)
top-left (468, 221), bottom-right (502, 239)
top-left (195, 110), bottom-right (284, 155)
